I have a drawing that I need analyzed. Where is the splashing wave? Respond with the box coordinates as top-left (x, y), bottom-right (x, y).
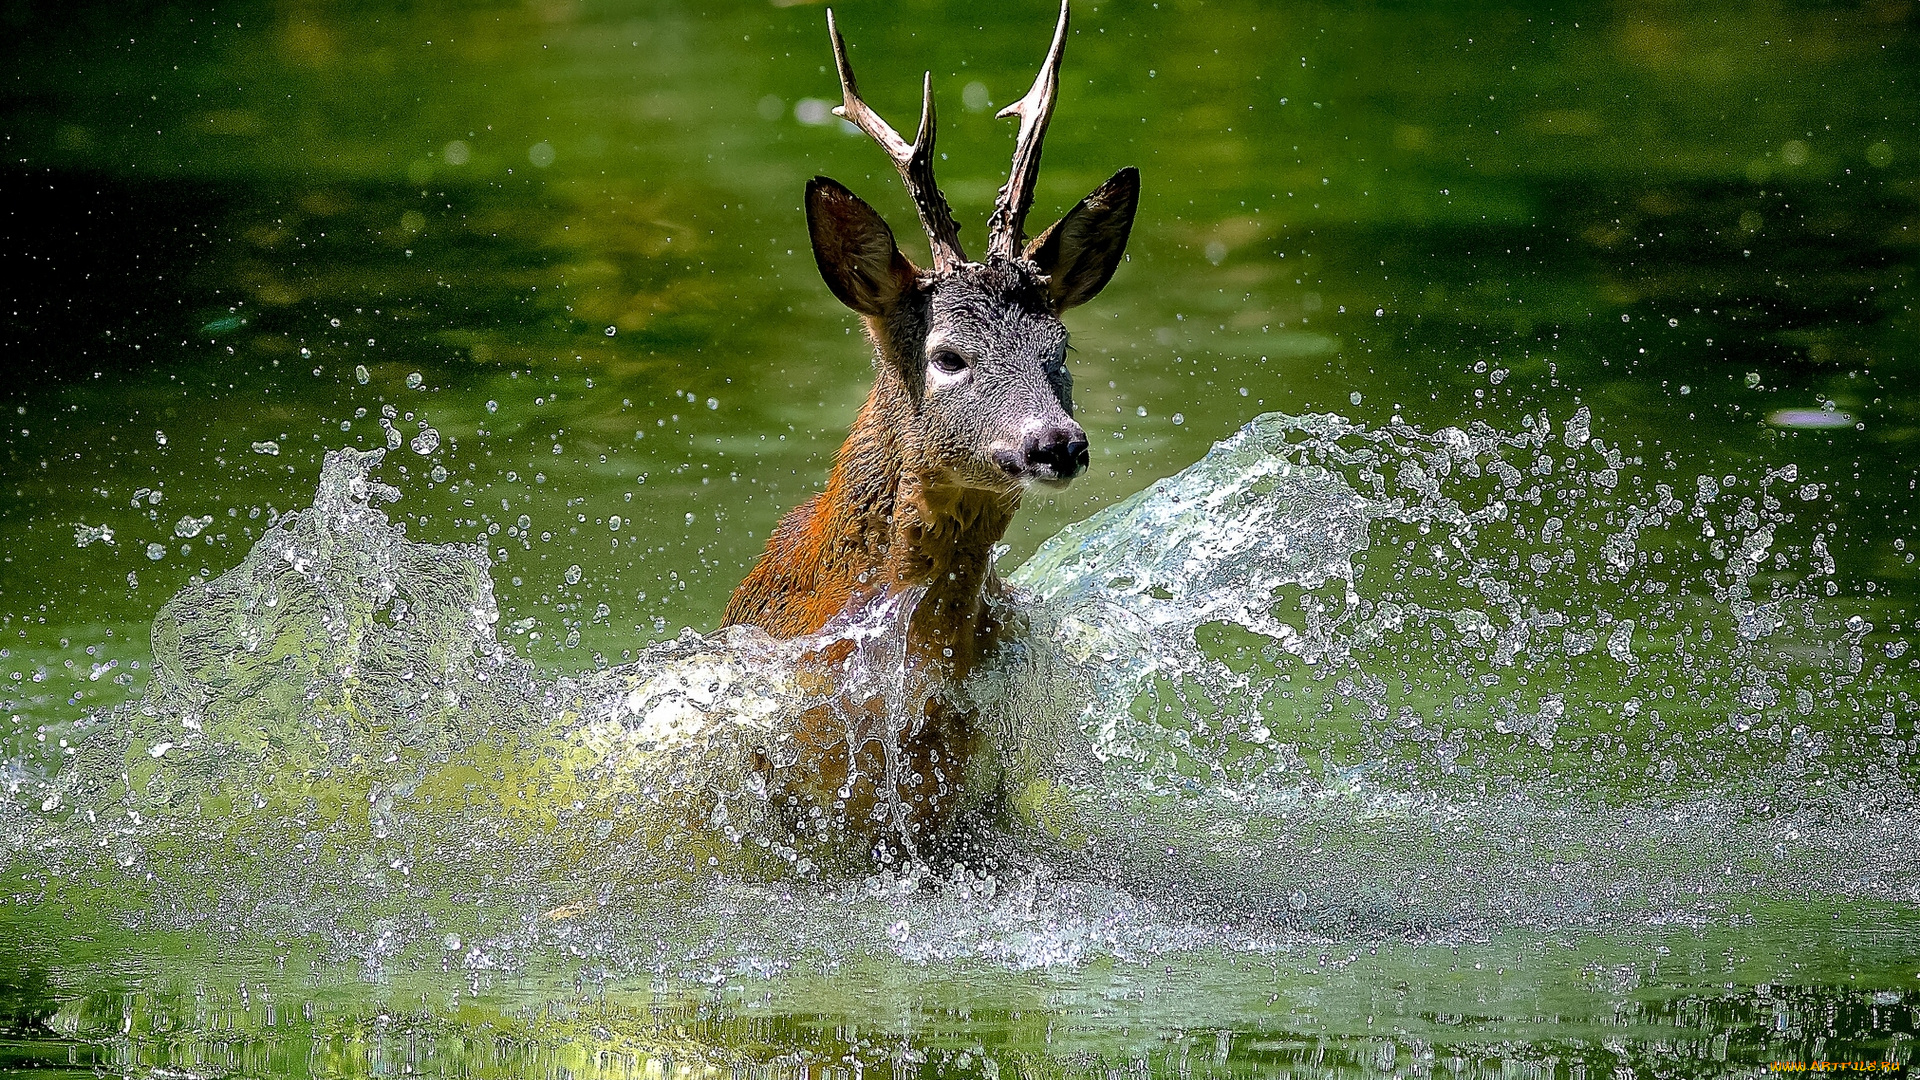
top-left (4, 412), bottom-right (1914, 974)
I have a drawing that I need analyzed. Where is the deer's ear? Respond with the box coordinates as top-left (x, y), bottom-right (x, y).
top-left (806, 176), bottom-right (918, 316)
top-left (1026, 167), bottom-right (1139, 312)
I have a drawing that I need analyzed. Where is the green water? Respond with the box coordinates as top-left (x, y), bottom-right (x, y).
top-left (3, 0), bottom-right (1918, 1074)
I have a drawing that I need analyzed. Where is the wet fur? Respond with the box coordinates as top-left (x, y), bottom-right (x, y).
top-left (722, 291), bottom-right (1024, 850)
top-left (723, 170), bottom-right (1137, 853)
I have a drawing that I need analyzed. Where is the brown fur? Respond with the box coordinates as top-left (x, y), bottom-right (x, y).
top-left (723, 328), bottom-right (1021, 849)
top-left (723, 379), bottom-right (1016, 657)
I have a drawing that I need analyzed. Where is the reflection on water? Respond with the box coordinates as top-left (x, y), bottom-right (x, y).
top-left (0, 945), bottom-right (1914, 1079)
top-left (2, 0), bottom-right (1918, 1073)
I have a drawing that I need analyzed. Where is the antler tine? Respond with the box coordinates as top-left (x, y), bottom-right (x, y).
top-left (826, 9), bottom-right (967, 271)
top-left (987, 0), bottom-right (1070, 261)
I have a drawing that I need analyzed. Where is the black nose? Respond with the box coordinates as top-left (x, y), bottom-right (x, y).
top-left (1026, 426), bottom-right (1090, 480)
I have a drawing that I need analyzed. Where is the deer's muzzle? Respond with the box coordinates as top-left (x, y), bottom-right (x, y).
top-left (993, 423), bottom-right (1089, 484)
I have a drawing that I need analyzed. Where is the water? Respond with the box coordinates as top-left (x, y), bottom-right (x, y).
top-left (3, 0), bottom-right (1918, 1075)
top-left (6, 413), bottom-right (1916, 1073)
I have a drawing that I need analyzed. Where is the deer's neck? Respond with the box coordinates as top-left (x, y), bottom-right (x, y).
top-left (820, 382), bottom-right (1017, 668)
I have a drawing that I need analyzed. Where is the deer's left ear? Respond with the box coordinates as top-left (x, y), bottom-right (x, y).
top-left (1026, 166), bottom-right (1139, 312)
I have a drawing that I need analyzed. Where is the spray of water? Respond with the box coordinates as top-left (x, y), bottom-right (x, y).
top-left (3, 413), bottom-right (1914, 975)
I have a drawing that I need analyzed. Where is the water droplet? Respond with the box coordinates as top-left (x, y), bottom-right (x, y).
top-left (410, 429), bottom-right (440, 455)
top-left (1350, 391), bottom-right (1363, 406)
top-left (251, 440), bottom-right (280, 455)
top-left (1562, 406), bottom-right (1591, 448)
top-left (145, 542), bottom-right (166, 561)
top-left (609, 515), bottom-right (622, 531)
top-left (1607, 620), bottom-right (1636, 662)
top-left (485, 400), bottom-right (498, 413)
top-left (605, 325), bottom-right (617, 337)
top-left (429, 464), bottom-right (448, 483)
top-left (355, 364), bottom-right (370, 384)
top-left (564, 564), bottom-right (582, 586)
top-left (405, 371), bottom-right (424, 389)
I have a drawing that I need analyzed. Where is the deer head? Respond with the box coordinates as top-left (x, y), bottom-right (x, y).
top-left (808, 1), bottom-right (1138, 494)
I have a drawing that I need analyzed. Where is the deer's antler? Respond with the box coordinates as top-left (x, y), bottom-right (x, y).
top-left (827, 9), bottom-right (967, 272)
top-left (987, 0), bottom-right (1070, 261)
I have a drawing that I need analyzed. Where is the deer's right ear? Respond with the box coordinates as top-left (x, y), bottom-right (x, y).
top-left (806, 176), bottom-right (918, 316)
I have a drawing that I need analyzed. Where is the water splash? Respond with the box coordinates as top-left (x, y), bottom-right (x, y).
top-left (994, 411), bottom-right (1917, 933)
top-left (4, 415), bottom-right (1916, 977)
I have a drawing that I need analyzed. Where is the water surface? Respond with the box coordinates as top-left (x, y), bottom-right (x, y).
top-left (3, 0), bottom-right (1918, 1075)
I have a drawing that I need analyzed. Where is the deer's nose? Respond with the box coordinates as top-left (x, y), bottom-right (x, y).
top-left (1025, 425), bottom-right (1089, 480)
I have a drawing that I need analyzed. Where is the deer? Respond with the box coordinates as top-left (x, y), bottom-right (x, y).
top-left (721, 0), bottom-right (1138, 861)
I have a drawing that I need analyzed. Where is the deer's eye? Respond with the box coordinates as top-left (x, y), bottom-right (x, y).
top-left (929, 349), bottom-right (969, 375)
